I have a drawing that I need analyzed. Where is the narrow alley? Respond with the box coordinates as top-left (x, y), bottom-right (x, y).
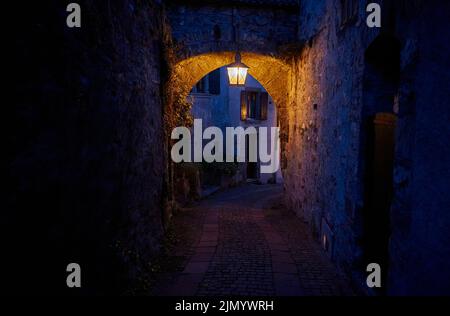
top-left (9, 0), bottom-right (450, 298)
top-left (153, 184), bottom-right (353, 296)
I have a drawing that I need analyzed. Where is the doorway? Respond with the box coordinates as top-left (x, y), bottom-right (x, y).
top-left (246, 134), bottom-right (259, 179)
top-left (360, 33), bottom-right (400, 291)
top-left (247, 162), bottom-right (258, 179)
top-left (363, 113), bottom-right (397, 285)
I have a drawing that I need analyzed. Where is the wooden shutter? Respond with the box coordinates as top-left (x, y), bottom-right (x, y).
top-left (240, 91), bottom-right (247, 121)
top-left (260, 92), bottom-right (268, 120)
top-left (208, 68), bottom-right (221, 95)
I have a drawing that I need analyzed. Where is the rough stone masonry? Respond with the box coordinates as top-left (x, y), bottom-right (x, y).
top-left (9, 1), bottom-right (166, 294)
top-left (7, 0), bottom-right (450, 295)
top-left (283, 0), bottom-right (450, 295)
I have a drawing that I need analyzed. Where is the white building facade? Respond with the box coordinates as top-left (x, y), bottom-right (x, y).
top-left (190, 67), bottom-right (282, 184)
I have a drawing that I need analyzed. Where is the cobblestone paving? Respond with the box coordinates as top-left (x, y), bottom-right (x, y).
top-left (266, 203), bottom-right (354, 295)
top-left (197, 209), bottom-right (274, 296)
top-left (155, 184), bottom-right (354, 296)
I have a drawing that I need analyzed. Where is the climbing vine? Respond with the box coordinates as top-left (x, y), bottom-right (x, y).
top-left (161, 16), bottom-right (193, 133)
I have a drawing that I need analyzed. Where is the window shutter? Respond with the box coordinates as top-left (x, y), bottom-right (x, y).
top-left (240, 91), bottom-right (247, 121)
top-left (260, 92), bottom-right (268, 120)
top-left (208, 68), bottom-right (221, 95)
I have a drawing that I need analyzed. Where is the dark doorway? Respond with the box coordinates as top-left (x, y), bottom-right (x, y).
top-left (246, 135), bottom-right (259, 179)
top-left (363, 113), bottom-right (397, 287)
top-left (247, 162), bottom-right (258, 179)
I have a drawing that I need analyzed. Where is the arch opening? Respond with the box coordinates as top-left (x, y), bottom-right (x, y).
top-left (170, 52), bottom-right (291, 109)
top-left (168, 52), bottom-right (290, 204)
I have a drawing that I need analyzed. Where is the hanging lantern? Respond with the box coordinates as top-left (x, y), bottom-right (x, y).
top-left (227, 52), bottom-right (249, 86)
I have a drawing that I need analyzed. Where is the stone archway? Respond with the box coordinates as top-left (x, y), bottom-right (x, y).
top-left (161, 0), bottom-right (300, 220)
top-left (170, 51), bottom-right (291, 109)
top-left (163, 51), bottom-right (293, 220)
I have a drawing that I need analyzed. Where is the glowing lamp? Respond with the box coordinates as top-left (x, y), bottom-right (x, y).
top-left (227, 53), bottom-right (249, 86)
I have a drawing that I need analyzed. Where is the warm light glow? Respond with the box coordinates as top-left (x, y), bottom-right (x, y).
top-left (227, 67), bottom-right (238, 85)
top-left (238, 67), bottom-right (248, 85)
top-left (240, 101), bottom-right (247, 120)
top-left (227, 53), bottom-right (249, 86)
top-left (227, 65), bottom-right (248, 86)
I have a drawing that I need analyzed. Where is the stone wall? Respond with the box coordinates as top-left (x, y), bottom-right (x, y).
top-left (166, 0), bottom-right (298, 58)
top-left (387, 1), bottom-right (450, 295)
top-left (8, 0), bottom-right (165, 294)
top-left (284, 0), bottom-right (373, 288)
top-left (284, 0), bottom-right (450, 294)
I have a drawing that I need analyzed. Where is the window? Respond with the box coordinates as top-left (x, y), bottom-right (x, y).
top-left (240, 90), bottom-right (269, 121)
top-left (195, 77), bottom-right (208, 93)
top-left (248, 91), bottom-right (259, 119)
top-left (208, 68), bottom-right (221, 95)
top-left (192, 68), bottom-right (221, 94)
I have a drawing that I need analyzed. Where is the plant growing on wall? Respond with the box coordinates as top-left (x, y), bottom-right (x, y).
top-left (161, 18), bottom-right (193, 132)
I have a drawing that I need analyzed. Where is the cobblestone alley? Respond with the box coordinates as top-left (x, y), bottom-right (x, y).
top-left (153, 184), bottom-right (354, 296)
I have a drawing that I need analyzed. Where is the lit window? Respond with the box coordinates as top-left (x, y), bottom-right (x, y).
top-left (240, 90), bottom-right (269, 121)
